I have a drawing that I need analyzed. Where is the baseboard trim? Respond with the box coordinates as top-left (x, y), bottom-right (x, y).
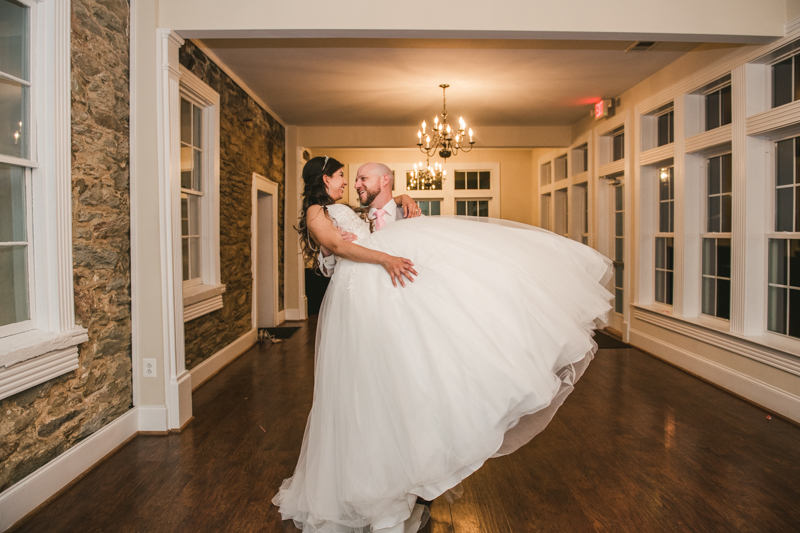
top-left (137, 405), bottom-right (168, 433)
top-left (629, 328), bottom-right (800, 424)
top-left (189, 328), bottom-right (257, 392)
top-left (1, 408), bottom-right (139, 532)
top-left (284, 308), bottom-right (307, 321)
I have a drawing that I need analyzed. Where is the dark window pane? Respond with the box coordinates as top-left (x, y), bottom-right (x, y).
top-left (666, 238), bottom-right (674, 270)
top-left (615, 266), bottom-right (624, 288)
top-left (615, 213), bottom-right (623, 237)
top-left (666, 271), bottom-right (674, 305)
top-left (660, 174), bottom-right (671, 201)
top-left (660, 202), bottom-right (670, 233)
top-left (467, 172), bottom-right (478, 189)
top-left (795, 55), bottom-right (800, 104)
top-left (455, 171), bottom-right (466, 190)
top-left (615, 185), bottom-right (624, 209)
top-left (181, 99), bottom-right (192, 144)
top-left (657, 112), bottom-right (671, 146)
top-left (708, 196), bottom-right (721, 233)
top-left (468, 200), bottom-right (478, 217)
top-left (777, 139), bottom-right (794, 186)
top-left (457, 201), bottom-right (466, 215)
top-left (615, 237), bottom-right (623, 262)
top-left (796, 187), bottom-right (800, 232)
top-left (431, 201), bottom-right (440, 216)
top-left (479, 201), bottom-right (489, 217)
top-left (668, 167), bottom-right (674, 199)
top-left (777, 187), bottom-right (793, 232)
top-left (721, 85), bottom-right (732, 126)
top-left (706, 90), bottom-right (720, 131)
top-left (702, 276), bottom-right (716, 315)
top-left (717, 278), bottom-right (731, 320)
top-left (789, 240), bottom-right (800, 288)
top-left (773, 57), bottom-right (793, 108)
top-left (721, 154), bottom-right (732, 193)
top-left (790, 289), bottom-right (800, 338)
top-left (770, 239), bottom-right (787, 285)
top-left (768, 286), bottom-right (788, 334)
top-left (656, 237), bottom-right (665, 269)
top-left (721, 194), bottom-right (732, 233)
top-left (193, 105), bottom-right (202, 149)
top-left (479, 171), bottom-right (491, 190)
top-left (669, 201), bottom-right (674, 233)
top-left (182, 238), bottom-right (189, 281)
top-left (708, 157), bottom-right (721, 195)
top-left (655, 270), bottom-right (665, 303)
top-left (718, 238), bottom-right (731, 278)
top-left (613, 133), bottom-right (624, 161)
top-left (615, 289), bottom-right (624, 313)
top-left (703, 238), bottom-right (716, 276)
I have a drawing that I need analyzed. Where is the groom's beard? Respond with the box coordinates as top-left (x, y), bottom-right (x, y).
top-left (359, 185), bottom-right (381, 207)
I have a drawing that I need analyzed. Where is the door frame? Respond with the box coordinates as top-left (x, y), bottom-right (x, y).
top-left (252, 172), bottom-right (282, 328)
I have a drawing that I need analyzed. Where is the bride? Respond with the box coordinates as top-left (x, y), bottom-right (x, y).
top-left (273, 156), bottom-right (613, 532)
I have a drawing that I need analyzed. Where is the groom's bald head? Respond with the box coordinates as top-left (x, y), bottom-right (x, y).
top-left (355, 162), bottom-right (394, 207)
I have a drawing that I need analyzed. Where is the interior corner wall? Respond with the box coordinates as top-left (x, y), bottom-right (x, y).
top-left (178, 40), bottom-right (286, 370)
top-left (0, 0), bottom-right (133, 493)
top-left (305, 147), bottom-right (536, 225)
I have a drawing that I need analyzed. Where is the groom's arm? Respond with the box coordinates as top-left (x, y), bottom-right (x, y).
top-left (318, 228), bottom-right (359, 277)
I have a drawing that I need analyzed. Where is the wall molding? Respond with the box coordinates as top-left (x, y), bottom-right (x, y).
top-left (633, 306), bottom-right (800, 377)
top-left (685, 123), bottom-right (732, 153)
top-left (183, 294), bottom-right (223, 322)
top-left (0, 347), bottom-right (79, 400)
top-left (639, 144), bottom-right (674, 167)
top-left (746, 99), bottom-right (800, 136)
top-left (284, 308), bottom-right (306, 321)
top-left (629, 328), bottom-right (800, 424)
top-left (0, 408), bottom-right (139, 532)
top-left (137, 405), bottom-right (168, 433)
top-left (189, 327), bottom-right (257, 391)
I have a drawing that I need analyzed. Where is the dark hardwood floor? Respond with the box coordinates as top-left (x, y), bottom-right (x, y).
top-left (14, 319), bottom-right (800, 533)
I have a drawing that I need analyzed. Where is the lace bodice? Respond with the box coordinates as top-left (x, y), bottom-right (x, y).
top-left (326, 203), bottom-right (371, 242)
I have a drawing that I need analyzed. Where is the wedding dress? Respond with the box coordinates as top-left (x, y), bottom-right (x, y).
top-left (273, 203), bottom-right (613, 533)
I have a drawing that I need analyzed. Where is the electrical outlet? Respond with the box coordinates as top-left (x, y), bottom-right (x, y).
top-left (143, 358), bottom-right (157, 378)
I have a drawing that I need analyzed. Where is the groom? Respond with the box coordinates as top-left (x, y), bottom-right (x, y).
top-left (319, 162), bottom-right (412, 276)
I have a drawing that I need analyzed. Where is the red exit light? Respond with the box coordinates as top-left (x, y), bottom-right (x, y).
top-left (595, 100), bottom-right (609, 120)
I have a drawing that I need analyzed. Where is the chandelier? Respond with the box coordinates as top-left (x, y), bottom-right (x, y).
top-left (408, 158), bottom-right (446, 190)
top-left (416, 84), bottom-right (474, 160)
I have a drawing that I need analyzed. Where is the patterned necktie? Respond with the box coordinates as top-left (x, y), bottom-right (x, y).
top-left (373, 209), bottom-right (387, 231)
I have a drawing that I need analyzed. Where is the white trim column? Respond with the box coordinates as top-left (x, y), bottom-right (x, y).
top-left (156, 29), bottom-right (192, 430)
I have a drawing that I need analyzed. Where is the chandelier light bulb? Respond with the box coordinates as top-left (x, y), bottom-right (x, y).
top-left (459, 117), bottom-right (466, 130)
top-left (422, 121), bottom-right (426, 134)
top-left (434, 116), bottom-right (439, 126)
top-left (469, 128), bottom-right (473, 142)
top-left (417, 130), bottom-right (422, 141)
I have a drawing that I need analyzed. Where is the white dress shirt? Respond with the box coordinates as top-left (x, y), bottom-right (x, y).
top-left (319, 199), bottom-right (405, 277)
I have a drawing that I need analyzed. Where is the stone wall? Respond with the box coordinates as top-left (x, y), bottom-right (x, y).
top-left (179, 41), bottom-right (286, 370)
top-left (0, 0), bottom-right (132, 492)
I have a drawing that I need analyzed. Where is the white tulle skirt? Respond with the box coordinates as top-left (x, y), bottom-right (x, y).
top-left (273, 216), bottom-right (613, 532)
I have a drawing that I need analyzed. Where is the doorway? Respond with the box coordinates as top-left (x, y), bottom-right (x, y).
top-left (252, 173), bottom-right (281, 328)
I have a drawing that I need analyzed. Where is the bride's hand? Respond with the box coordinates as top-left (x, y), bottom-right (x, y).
top-left (380, 255), bottom-right (418, 288)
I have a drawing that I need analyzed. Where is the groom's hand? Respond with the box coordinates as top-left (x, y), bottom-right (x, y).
top-left (339, 229), bottom-right (357, 242)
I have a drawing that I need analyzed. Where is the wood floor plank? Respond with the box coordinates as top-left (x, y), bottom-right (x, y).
top-left (13, 320), bottom-right (800, 533)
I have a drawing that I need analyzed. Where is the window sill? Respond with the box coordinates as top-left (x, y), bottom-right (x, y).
top-left (632, 304), bottom-right (800, 377)
top-left (0, 327), bottom-right (89, 400)
top-left (183, 283), bottom-right (225, 322)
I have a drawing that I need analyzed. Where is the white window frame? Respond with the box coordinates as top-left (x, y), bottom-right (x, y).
top-left (379, 161), bottom-right (500, 218)
top-left (700, 151), bottom-right (733, 322)
top-left (177, 67), bottom-right (225, 321)
top-left (0, 0), bottom-right (89, 400)
top-left (654, 165), bottom-right (675, 307)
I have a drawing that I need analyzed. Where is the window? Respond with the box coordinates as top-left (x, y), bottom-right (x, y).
top-left (572, 144), bottom-right (588, 174)
top-left (540, 193), bottom-right (551, 231)
top-left (768, 136), bottom-right (800, 338)
top-left (0, 0), bottom-right (32, 336)
top-left (705, 84), bottom-right (732, 131)
top-left (702, 154), bottom-right (732, 320)
top-left (454, 170), bottom-right (490, 190)
top-left (456, 199), bottom-right (489, 217)
top-left (574, 183), bottom-right (588, 244)
top-left (772, 54), bottom-right (800, 108)
top-left (177, 68), bottom-right (224, 318)
top-left (612, 130), bottom-right (624, 161)
top-left (554, 155), bottom-right (567, 181)
top-left (540, 162), bottom-right (552, 186)
top-left (657, 110), bottom-right (674, 147)
top-left (406, 170), bottom-right (442, 191)
top-left (613, 184), bottom-right (624, 314)
top-left (655, 166), bottom-right (674, 305)
top-left (181, 98), bottom-right (203, 285)
top-left (554, 189), bottom-right (568, 236)
top-left (416, 200), bottom-right (441, 216)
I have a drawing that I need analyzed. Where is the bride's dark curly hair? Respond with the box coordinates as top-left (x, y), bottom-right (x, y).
top-left (297, 156), bottom-right (345, 267)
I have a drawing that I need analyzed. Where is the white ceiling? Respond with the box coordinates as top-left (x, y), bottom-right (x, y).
top-left (200, 38), bottom-right (705, 127)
